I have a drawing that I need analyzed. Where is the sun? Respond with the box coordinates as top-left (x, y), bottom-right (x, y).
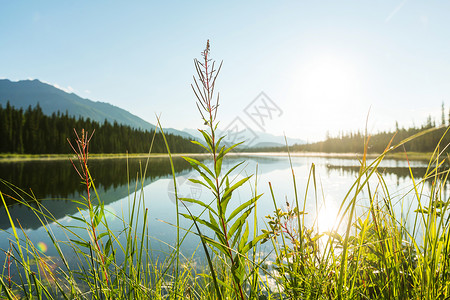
top-left (287, 52), bottom-right (364, 140)
top-left (302, 54), bottom-right (359, 101)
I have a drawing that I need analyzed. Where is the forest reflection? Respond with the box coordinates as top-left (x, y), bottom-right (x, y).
top-left (0, 156), bottom-right (199, 229)
top-left (325, 164), bottom-right (437, 187)
top-left (0, 156), bottom-right (440, 230)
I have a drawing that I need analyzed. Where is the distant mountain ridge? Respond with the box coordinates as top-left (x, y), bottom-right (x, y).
top-left (0, 79), bottom-right (191, 138)
top-left (183, 128), bottom-right (305, 149)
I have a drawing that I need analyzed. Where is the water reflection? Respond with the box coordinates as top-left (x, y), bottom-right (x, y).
top-left (325, 163), bottom-right (447, 190)
top-left (0, 155), bottom-right (440, 254)
top-left (325, 164), bottom-right (427, 179)
top-left (0, 156), bottom-right (198, 229)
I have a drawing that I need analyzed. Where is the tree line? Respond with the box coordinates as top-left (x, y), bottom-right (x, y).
top-left (292, 105), bottom-right (450, 153)
top-left (290, 124), bottom-right (448, 154)
top-left (0, 102), bottom-right (202, 154)
top-left (248, 103), bottom-right (450, 154)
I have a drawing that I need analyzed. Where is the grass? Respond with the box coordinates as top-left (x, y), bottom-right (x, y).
top-left (1, 41), bottom-right (450, 299)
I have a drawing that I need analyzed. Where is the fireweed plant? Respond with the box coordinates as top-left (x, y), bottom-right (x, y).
top-left (177, 40), bottom-right (268, 299)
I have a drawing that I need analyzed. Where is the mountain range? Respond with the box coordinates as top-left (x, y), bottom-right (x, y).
top-left (0, 79), bottom-right (190, 138)
top-left (183, 128), bottom-right (305, 149)
top-left (0, 79), bottom-right (304, 147)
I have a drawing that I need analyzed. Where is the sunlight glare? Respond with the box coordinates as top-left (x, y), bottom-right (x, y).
top-left (316, 198), bottom-right (339, 233)
top-left (288, 53), bottom-right (365, 141)
top-left (301, 54), bottom-right (360, 103)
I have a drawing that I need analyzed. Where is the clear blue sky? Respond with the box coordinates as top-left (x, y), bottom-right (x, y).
top-left (1, 1), bottom-right (450, 141)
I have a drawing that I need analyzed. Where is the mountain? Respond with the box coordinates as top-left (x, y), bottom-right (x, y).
top-left (0, 79), bottom-right (191, 138)
top-left (183, 128), bottom-right (305, 149)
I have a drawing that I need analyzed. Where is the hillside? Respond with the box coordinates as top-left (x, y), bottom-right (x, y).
top-left (0, 103), bottom-right (202, 154)
top-left (0, 79), bottom-right (191, 138)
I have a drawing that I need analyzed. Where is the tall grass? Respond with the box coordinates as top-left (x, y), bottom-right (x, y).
top-left (262, 127), bottom-right (450, 299)
top-left (1, 41), bottom-right (450, 299)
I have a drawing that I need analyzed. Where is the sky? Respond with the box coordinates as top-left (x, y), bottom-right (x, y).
top-left (1, 1), bottom-right (450, 142)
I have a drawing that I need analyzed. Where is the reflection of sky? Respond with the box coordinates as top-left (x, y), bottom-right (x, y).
top-left (0, 155), bottom-right (440, 265)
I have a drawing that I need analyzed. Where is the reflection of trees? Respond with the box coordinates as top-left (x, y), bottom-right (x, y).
top-left (0, 157), bottom-right (199, 229)
top-left (325, 165), bottom-right (447, 191)
top-left (0, 157), bottom-right (194, 202)
top-left (325, 165), bottom-right (429, 180)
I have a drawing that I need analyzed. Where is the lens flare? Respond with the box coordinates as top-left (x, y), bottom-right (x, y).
top-left (37, 242), bottom-right (48, 253)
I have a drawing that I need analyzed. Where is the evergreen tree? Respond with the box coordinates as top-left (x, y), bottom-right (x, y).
top-left (0, 103), bottom-right (203, 154)
top-left (442, 102), bottom-right (446, 126)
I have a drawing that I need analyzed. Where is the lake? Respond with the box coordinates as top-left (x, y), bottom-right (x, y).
top-left (0, 154), bottom-right (437, 268)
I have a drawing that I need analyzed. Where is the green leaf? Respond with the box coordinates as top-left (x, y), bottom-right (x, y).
top-left (191, 140), bottom-right (210, 152)
top-left (105, 251), bottom-right (115, 267)
top-left (199, 273), bottom-right (233, 291)
top-left (215, 144), bottom-right (227, 177)
top-left (0, 277), bottom-right (16, 300)
top-left (231, 221), bottom-right (245, 249)
top-left (222, 176), bottom-right (251, 203)
top-left (215, 155), bottom-right (223, 177)
top-left (231, 254), bottom-right (245, 284)
top-left (65, 225), bottom-right (88, 231)
top-left (238, 222), bottom-right (249, 252)
top-left (97, 232), bottom-right (110, 240)
top-left (187, 178), bottom-right (214, 192)
top-left (227, 194), bottom-right (261, 223)
top-left (215, 136), bottom-right (225, 152)
top-left (220, 177), bottom-right (232, 213)
top-left (219, 161), bottom-right (245, 188)
top-left (183, 156), bottom-right (215, 178)
top-left (183, 163), bottom-right (216, 191)
top-left (104, 238), bottom-right (112, 256)
top-left (67, 215), bottom-right (88, 224)
top-left (204, 236), bottom-right (232, 259)
top-left (70, 239), bottom-right (90, 248)
top-left (199, 129), bottom-right (214, 151)
top-left (228, 207), bottom-right (253, 239)
top-left (217, 141), bottom-right (244, 161)
top-left (180, 213), bottom-right (224, 238)
top-left (209, 211), bottom-right (221, 230)
top-left (70, 200), bottom-right (88, 208)
top-left (179, 197), bottom-right (218, 216)
top-left (241, 232), bottom-right (269, 254)
top-left (198, 171), bottom-right (217, 191)
top-left (182, 157), bottom-right (217, 190)
top-left (207, 212), bottom-right (228, 245)
top-left (92, 208), bottom-right (103, 228)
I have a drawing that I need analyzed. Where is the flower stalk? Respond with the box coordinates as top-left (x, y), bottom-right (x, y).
top-left (184, 40), bottom-right (268, 300)
top-left (67, 129), bottom-right (109, 285)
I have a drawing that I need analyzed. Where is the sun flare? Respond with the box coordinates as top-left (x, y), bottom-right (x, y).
top-left (288, 53), bottom-right (364, 140)
top-left (316, 200), bottom-right (339, 233)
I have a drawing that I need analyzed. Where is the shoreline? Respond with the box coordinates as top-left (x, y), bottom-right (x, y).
top-left (0, 151), bottom-right (435, 162)
top-left (232, 151), bottom-right (435, 161)
top-left (0, 153), bottom-right (210, 162)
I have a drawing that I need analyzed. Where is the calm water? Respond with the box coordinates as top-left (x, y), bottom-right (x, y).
top-left (0, 154), bottom-right (436, 266)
